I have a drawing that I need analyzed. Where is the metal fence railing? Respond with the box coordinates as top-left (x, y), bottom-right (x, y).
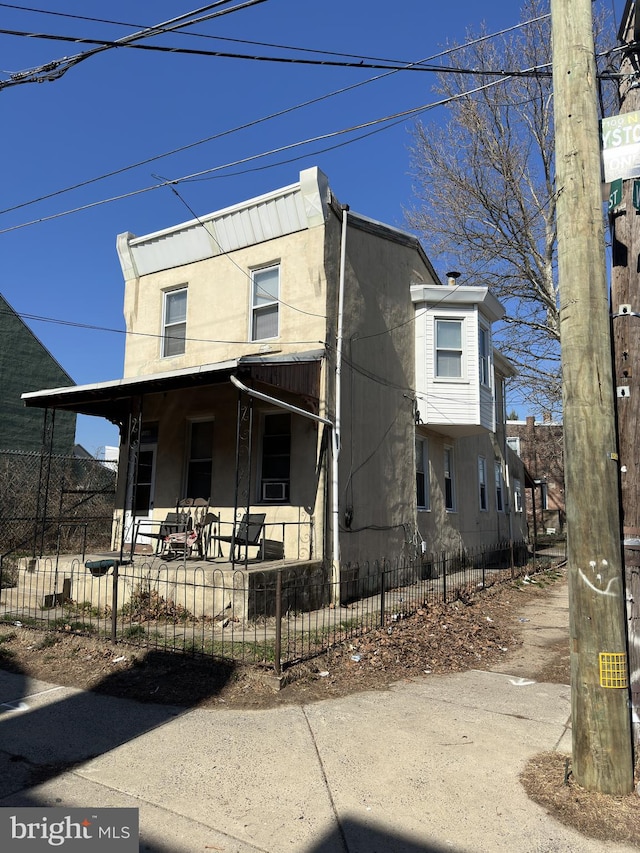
top-left (0, 538), bottom-right (565, 675)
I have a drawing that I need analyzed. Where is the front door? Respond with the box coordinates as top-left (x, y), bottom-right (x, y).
top-left (124, 444), bottom-right (157, 546)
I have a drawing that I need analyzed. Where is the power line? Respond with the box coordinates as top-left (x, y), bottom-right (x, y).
top-left (0, 12), bottom-right (561, 221)
top-left (0, 70), bottom-right (544, 236)
top-left (1, 0), bottom-right (269, 89)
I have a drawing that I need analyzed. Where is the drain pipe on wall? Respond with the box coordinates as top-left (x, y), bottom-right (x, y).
top-left (332, 205), bottom-right (349, 588)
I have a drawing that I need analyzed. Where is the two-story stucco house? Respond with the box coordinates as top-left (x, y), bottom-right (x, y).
top-left (23, 167), bottom-right (527, 579)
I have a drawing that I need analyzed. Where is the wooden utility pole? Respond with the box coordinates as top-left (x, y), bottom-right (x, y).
top-left (550, 0), bottom-right (634, 794)
top-left (611, 0), bottom-right (640, 754)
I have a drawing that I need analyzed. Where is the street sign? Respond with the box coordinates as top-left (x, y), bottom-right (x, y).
top-left (609, 178), bottom-right (623, 212)
top-left (602, 111), bottom-right (640, 182)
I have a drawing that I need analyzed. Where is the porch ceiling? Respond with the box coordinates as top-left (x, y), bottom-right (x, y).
top-left (21, 350), bottom-right (325, 425)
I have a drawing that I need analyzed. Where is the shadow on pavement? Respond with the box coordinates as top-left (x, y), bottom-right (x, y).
top-left (0, 648), bottom-right (236, 800)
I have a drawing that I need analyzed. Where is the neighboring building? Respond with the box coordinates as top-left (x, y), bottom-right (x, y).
top-left (0, 293), bottom-right (76, 453)
top-left (23, 168), bottom-right (527, 573)
top-left (507, 415), bottom-right (565, 536)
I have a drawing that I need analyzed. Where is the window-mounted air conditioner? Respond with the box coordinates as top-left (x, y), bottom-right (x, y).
top-left (262, 481), bottom-right (287, 501)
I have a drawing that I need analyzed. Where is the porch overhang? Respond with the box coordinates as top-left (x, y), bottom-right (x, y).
top-left (22, 350), bottom-right (325, 426)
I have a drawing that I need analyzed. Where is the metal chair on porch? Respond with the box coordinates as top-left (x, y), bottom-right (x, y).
top-left (208, 512), bottom-right (266, 562)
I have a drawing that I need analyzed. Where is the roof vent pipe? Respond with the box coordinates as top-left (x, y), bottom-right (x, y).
top-left (446, 270), bottom-right (461, 286)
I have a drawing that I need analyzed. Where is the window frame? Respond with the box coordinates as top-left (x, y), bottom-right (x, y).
top-left (185, 418), bottom-right (214, 500)
top-left (479, 322), bottom-right (491, 388)
top-left (251, 264), bottom-right (280, 342)
top-left (513, 478), bottom-right (523, 513)
top-left (434, 317), bottom-right (465, 381)
top-left (162, 286), bottom-right (187, 358)
top-left (259, 411), bottom-right (291, 503)
top-left (416, 437), bottom-right (430, 510)
top-left (478, 456), bottom-right (488, 511)
top-left (495, 461), bottom-right (504, 513)
top-left (444, 445), bottom-right (456, 512)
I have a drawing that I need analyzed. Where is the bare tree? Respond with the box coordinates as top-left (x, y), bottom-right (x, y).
top-left (406, 0), bottom-right (616, 416)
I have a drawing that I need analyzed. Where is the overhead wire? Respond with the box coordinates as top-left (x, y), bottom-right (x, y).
top-left (0, 11), bottom-right (558, 219)
top-left (0, 69), bottom-right (546, 236)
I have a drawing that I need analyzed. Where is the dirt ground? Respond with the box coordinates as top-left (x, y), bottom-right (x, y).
top-left (1, 567), bottom-right (639, 848)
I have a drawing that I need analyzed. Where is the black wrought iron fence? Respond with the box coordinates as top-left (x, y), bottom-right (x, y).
top-left (0, 539), bottom-right (564, 674)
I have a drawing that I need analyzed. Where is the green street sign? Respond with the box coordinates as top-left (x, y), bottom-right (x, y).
top-left (633, 180), bottom-right (640, 211)
top-left (609, 178), bottom-right (623, 212)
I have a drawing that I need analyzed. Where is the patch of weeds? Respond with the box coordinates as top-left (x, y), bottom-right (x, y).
top-left (36, 634), bottom-right (61, 650)
top-left (0, 631), bottom-right (17, 644)
top-left (123, 624), bottom-right (147, 640)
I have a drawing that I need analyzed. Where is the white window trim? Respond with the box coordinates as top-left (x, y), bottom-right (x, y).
top-left (495, 461), bottom-right (504, 513)
top-left (434, 317), bottom-right (467, 383)
top-left (251, 264), bottom-right (280, 342)
top-left (416, 437), bottom-right (430, 511)
top-left (162, 286), bottom-right (187, 358)
top-left (479, 322), bottom-right (492, 388)
top-left (444, 445), bottom-right (456, 512)
top-left (513, 478), bottom-right (523, 513)
top-left (478, 456), bottom-right (488, 511)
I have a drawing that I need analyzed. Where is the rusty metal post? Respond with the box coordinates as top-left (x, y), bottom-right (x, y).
top-left (274, 569), bottom-right (282, 677)
top-left (111, 561), bottom-right (119, 643)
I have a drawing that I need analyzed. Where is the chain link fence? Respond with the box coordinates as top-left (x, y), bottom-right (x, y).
top-left (0, 449), bottom-right (116, 569)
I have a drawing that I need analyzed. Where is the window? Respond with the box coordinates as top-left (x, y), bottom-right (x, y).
top-left (416, 438), bottom-right (430, 509)
top-left (251, 265), bottom-right (279, 340)
top-left (479, 324), bottom-right (490, 386)
top-left (261, 413), bottom-right (290, 501)
top-left (507, 436), bottom-right (521, 456)
top-left (513, 478), bottom-right (523, 513)
top-left (495, 461), bottom-right (504, 512)
top-left (540, 482), bottom-right (549, 510)
top-left (163, 288), bottom-right (187, 357)
top-left (435, 319), bottom-right (463, 378)
top-left (186, 420), bottom-right (213, 499)
top-left (478, 456), bottom-right (488, 511)
top-left (444, 446), bottom-right (456, 511)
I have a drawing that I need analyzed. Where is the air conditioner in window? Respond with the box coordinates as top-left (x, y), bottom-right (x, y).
top-left (262, 481), bottom-right (287, 501)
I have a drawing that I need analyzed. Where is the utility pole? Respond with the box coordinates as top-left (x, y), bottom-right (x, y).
top-left (611, 0), bottom-right (640, 755)
top-left (550, 0), bottom-right (634, 794)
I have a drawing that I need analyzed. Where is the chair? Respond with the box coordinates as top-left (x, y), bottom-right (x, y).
top-left (209, 513), bottom-right (266, 561)
top-left (159, 498), bottom-right (209, 561)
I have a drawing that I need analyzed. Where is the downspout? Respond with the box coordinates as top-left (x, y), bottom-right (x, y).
top-left (333, 205), bottom-right (349, 587)
top-left (229, 375), bottom-right (334, 565)
top-left (229, 375), bottom-right (333, 428)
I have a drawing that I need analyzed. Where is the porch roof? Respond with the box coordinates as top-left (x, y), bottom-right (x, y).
top-left (21, 350), bottom-right (325, 425)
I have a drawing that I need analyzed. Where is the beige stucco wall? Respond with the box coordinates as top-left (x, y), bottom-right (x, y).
top-left (334, 217), bottom-right (428, 563)
top-left (122, 226), bottom-right (329, 378)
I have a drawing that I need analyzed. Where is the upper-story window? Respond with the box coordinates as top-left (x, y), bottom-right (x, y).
top-left (435, 319), bottom-right (463, 378)
top-left (479, 323), bottom-right (490, 386)
top-left (162, 287), bottom-right (187, 357)
top-left (251, 265), bottom-right (280, 341)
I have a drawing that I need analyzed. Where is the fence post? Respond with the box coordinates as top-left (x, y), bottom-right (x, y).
top-left (482, 546), bottom-right (486, 589)
top-left (380, 568), bottom-right (386, 628)
top-left (442, 551), bottom-right (447, 603)
top-left (510, 539), bottom-right (515, 579)
top-left (111, 561), bottom-right (119, 643)
top-left (274, 569), bottom-right (282, 678)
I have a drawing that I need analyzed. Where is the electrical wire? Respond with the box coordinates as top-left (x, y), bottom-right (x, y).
top-left (0, 0), bottom-right (270, 89)
top-left (0, 70), bottom-right (536, 236)
top-left (0, 13), bottom-right (558, 219)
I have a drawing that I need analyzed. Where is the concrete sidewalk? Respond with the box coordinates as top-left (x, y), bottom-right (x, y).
top-left (0, 580), bottom-right (635, 853)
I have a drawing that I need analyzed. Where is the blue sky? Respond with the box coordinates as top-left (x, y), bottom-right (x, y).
top-left (0, 1), bottom-right (623, 453)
